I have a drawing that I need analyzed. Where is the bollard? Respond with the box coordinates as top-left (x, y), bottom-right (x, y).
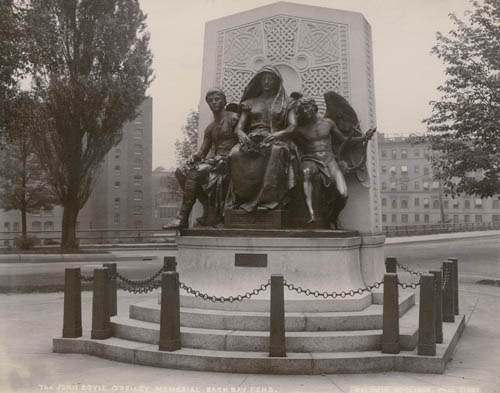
top-left (62, 267), bottom-right (82, 338)
top-left (448, 257), bottom-right (459, 315)
top-left (442, 261), bottom-right (455, 323)
top-left (91, 268), bottom-right (112, 339)
top-left (385, 256), bottom-right (398, 273)
top-left (269, 274), bottom-right (286, 357)
top-left (381, 273), bottom-right (400, 353)
top-left (159, 272), bottom-right (181, 351)
top-left (103, 263), bottom-right (117, 316)
top-left (418, 274), bottom-right (436, 356)
top-left (163, 256), bottom-right (177, 272)
top-left (429, 269), bottom-right (443, 344)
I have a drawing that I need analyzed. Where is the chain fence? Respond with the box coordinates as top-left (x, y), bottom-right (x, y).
top-left (283, 279), bottom-right (385, 299)
top-left (396, 262), bottom-right (424, 277)
top-left (179, 280), bottom-right (270, 303)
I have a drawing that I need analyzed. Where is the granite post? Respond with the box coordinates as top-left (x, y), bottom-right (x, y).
top-left (91, 268), bottom-right (112, 340)
top-left (62, 267), bottom-right (82, 338)
top-left (159, 272), bottom-right (181, 351)
top-left (442, 261), bottom-right (455, 323)
top-left (385, 256), bottom-right (397, 273)
top-left (430, 269), bottom-right (443, 344)
top-left (103, 263), bottom-right (117, 316)
top-left (418, 274), bottom-right (436, 356)
top-left (448, 257), bottom-right (459, 315)
top-left (163, 256), bottom-right (177, 272)
top-left (269, 274), bottom-right (286, 357)
top-left (381, 273), bottom-right (400, 353)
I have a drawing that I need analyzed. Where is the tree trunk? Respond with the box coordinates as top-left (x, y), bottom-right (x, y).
top-left (61, 198), bottom-right (80, 250)
top-left (21, 208), bottom-right (27, 238)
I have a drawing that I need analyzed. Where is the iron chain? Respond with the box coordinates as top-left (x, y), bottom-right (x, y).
top-left (283, 279), bottom-right (384, 299)
top-left (117, 279), bottom-right (161, 294)
top-left (397, 262), bottom-right (424, 276)
top-left (178, 280), bottom-right (270, 303)
top-left (79, 272), bottom-right (94, 282)
top-left (114, 266), bottom-right (165, 287)
top-left (397, 280), bottom-right (420, 289)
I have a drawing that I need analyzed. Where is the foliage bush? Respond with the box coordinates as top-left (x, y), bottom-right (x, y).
top-left (14, 235), bottom-right (40, 250)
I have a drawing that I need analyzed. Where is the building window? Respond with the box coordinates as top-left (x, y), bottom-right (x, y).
top-left (415, 214), bottom-right (420, 222)
top-left (475, 214), bottom-right (482, 223)
top-left (464, 200), bottom-right (470, 209)
top-left (43, 207), bottom-right (53, 216)
top-left (414, 149), bottom-right (420, 158)
top-left (414, 197), bottom-right (420, 207)
top-left (443, 214), bottom-right (448, 222)
top-left (32, 221), bottom-right (41, 231)
top-left (381, 166), bottom-right (387, 174)
top-left (114, 197), bottom-right (120, 209)
top-left (114, 214), bottom-right (120, 225)
top-left (401, 199), bottom-right (408, 209)
top-left (391, 200), bottom-right (397, 209)
top-left (464, 214), bottom-right (470, 223)
top-left (381, 150), bottom-right (387, 158)
top-left (401, 165), bottom-right (408, 174)
top-left (133, 175), bottom-right (143, 186)
top-left (390, 182), bottom-right (396, 191)
top-left (382, 182), bottom-right (387, 190)
top-left (493, 215), bottom-right (500, 222)
top-left (134, 220), bottom-right (143, 228)
top-left (401, 214), bottom-right (408, 223)
top-left (423, 198), bottom-right (430, 208)
top-left (4, 222), bottom-right (10, 232)
top-left (432, 181), bottom-right (439, 189)
top-left (114, 149), bottom-right (121, 159)
top-left (44, 221), bottom-right (54, 231)
top-left (382, 214), bottom-right (387, 223)
top-left (114, 181), bottom-right (120, 192)
top-left (391, 214), bottom-right (397, 223)
top-left (453, 199), bottom-right (459, 209)
top-left (424, 214), bottom-right (429, 223)
top-left (134, 143), bottom-right (143, 152)
top-left (432, 199), bottom-right (439, 209)
top-left (423, 182), bottom-right (429, 190)
top-left (114, 165), bottom-right (121, 176)
top-left (134, 128), bottom-right (143, 139)
top-left (391, 149), bottom-right (397, 159)
top-left (414, 181), bottom-right (420, 190)
top-left (134, 205), bottom-right (143, 215)
top-left (453, 214), bottom-right (458, 223)
top-left (29, 208), bottom-right (41, 216)
top-left (424, 150), bottom-right (431, 159)
top-left (401, 183), bottom-right (408, 192)
top-left (444, 200), bottom-right (449, 209)
top-left (134, 190), bottom-right (143, 201)
top-left (401, 149), bottom-right (408, 159)
top-left (389, 166), bottom-right (396, 174)
top-left (414, 165), bottom-right (420, 174)
top-left (13, 222), bottom-right (19, 232)
top-left (424, 166), bottom-right (430, 175)
top-left (493, 199), bottom-right (500, 209)
top-left (382, 198), bottom-right (387, 207)
top-left (475, 198), bottom-right (483, 208)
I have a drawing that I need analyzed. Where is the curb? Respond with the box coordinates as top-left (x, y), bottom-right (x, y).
top-left (0, 254), bottom-right (159, 264)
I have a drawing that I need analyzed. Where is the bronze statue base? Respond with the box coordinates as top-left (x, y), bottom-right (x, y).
top-left (224, 209), bottom-right (287, 229)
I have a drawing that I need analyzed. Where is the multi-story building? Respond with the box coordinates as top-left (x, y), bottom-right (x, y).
top-left (0, 98), bottom-right (153, 244)
top-left (378, 133), bottom-right (500, 227)
top-left (151, 168), bottom-right (181, 228)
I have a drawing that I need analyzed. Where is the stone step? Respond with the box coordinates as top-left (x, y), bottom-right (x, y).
top-left (132, 292), bottom-right (415, 331)
top-left (111, 304), bottom-right (419, 352)
top-left (53, 314), bottom-right (465, 374)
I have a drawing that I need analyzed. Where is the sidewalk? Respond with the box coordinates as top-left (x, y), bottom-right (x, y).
top-left (385, 229), bottom-right (500, 244)
top-left (1, 281), bottom-right (499, 393)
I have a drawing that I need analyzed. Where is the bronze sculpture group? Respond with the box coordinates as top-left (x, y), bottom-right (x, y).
top-left (166, 65), bottom-right (375, 230)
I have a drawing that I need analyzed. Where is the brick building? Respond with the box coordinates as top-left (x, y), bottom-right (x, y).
top-left (378, 133), bottom-right (500, 227)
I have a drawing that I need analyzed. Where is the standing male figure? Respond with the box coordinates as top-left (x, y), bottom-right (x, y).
top-left (165, 88), bottom-right (238, 229)
top-left (294, 97), bottom-right (374, 228)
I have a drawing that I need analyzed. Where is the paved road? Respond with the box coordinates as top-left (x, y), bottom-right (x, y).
top-left (0, 234), bottom-right (498, 291)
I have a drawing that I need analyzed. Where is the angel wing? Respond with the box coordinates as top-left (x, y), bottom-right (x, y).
top-left (323, 91), bottom-right (373, 186)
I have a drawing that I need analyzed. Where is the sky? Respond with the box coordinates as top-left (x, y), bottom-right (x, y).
top-left (139, 0), bottom-right (474, 170)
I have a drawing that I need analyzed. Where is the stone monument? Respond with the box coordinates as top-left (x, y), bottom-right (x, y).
top-left (178, 1), bottom-right (385, 295)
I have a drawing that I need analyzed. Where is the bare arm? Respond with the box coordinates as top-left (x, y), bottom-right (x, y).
top-left (264, 106), bottom-right (298, 143)
top-left (234, 104), bottom-right (250, 144)
top-left (329, 120), bottom-right (367, 144)
top-left (192, 125), bottom-right (212, 161)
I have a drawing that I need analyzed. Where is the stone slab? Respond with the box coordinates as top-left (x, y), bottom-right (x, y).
top-left (224, 209), bottom-right (286, 229)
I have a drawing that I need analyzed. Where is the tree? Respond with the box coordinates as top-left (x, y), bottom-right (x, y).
top-left (0, 0), bottom-right (28, 135)
top-left (25, 0), bottom-right (153, 249)
top-left (175, 110), bottom-right (199, 167)
top-left (423, 0), bottom-right (500, 198)
top-left (0, 92), bottom-right (56, 239)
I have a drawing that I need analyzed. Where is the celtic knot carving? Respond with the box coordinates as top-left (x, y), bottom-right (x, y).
top-left (222, 68), bottom-right (254, 104)
top-left (263, 17), bottom-right (298, 62)
top-left (299, 21), bottom-right (340, 64)
top-left (224, 24), bottom-right (263, 68)
top-left (300, 64), bottom-right (341, 97)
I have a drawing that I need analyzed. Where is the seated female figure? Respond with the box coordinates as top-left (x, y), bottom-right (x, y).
top-left (226, 65), bottom-right (299, 212)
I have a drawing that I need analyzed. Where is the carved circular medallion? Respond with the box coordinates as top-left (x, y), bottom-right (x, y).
top-left (294, 53), bottom-right (310, 70)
